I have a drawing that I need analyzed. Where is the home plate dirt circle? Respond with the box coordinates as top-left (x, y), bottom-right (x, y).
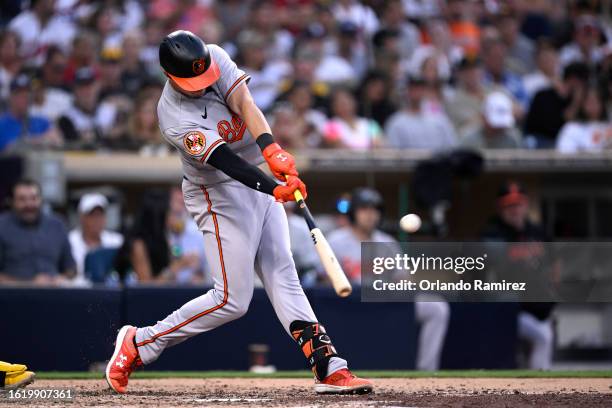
top-left (25, 377), bottom-right (612, 407)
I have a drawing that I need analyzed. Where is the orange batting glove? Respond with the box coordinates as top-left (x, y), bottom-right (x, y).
top-left (273, 176), bottom-right (307, 203)
top-left (262, 143), bottom-right (298, 181)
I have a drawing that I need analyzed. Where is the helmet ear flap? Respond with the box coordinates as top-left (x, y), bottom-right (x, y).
top-left (348, 187), bottom-right (384, 226)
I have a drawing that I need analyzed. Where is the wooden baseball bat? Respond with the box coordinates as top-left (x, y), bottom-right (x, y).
top-left (289, 178), bottom-right (352, 297)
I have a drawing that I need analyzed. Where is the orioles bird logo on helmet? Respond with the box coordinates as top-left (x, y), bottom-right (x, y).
top-left (192, 58), bottom-right (206, 75)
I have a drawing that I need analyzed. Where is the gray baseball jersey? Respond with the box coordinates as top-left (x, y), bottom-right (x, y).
top-left (135, 44), bottom-right (348, 377)
top-left (157, 44), bottom-right (263, 186)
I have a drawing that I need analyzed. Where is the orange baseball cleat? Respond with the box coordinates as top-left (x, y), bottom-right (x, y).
top-left (313, 368), bottom-right (374, 394)
top-left (105, 325), bottom-right (142, 394)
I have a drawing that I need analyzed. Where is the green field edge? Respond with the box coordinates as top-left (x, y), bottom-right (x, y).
top-left (36, 370), bottom-right (612, 380)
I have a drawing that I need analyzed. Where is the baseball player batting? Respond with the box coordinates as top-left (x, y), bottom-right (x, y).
top-left (105, 30), bottom-right (373, 395)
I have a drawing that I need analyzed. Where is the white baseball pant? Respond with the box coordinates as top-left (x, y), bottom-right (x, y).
top-left (135, 178), bottom-right (347, 375)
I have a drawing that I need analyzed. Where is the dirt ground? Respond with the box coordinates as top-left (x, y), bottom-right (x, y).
top-left (2, 377), bottom-right (612, 407)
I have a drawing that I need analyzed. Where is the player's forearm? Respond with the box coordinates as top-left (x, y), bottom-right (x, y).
top-left (228, 83), bottom-right (271, 139)
top-left (207, 144), bottom-right (277, 195)
top-left (242, 100), bottom-right (271, 139)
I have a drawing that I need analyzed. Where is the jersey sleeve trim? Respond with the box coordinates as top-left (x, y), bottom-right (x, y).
top-left (224, 73), bottom-right (250, 100)
top-left (201, 139), bottom-right (226, 163)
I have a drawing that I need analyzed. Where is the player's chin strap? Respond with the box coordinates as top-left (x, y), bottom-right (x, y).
top-left (290, 320), bottom-right (338, 381)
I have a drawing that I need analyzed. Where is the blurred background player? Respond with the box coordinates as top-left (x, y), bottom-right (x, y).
top-left (481, 181), bottom-right (555, 370)
top-left (105, 30), bottom-right (373, 395)
top-left (328, 187), bottom-right (449, 370)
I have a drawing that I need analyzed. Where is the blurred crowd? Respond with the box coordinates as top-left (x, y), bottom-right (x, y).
top-left (0, 0), bottom-right (610, 154)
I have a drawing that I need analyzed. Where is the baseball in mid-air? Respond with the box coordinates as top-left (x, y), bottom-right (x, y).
top-left (400, 213), bottom-right (422, 233)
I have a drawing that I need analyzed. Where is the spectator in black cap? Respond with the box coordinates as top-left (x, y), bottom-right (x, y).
top-left (524, 62), bottom-right (590, 148)
top-left (331, 0), bottom-right (379, 38)
top-left (29, 46), bottom-right (71, 122)
top-left (0, 73), bottom-right (60, 152)
top-left (58, 67), bottom-right (117, 147)
top-left (372, 28), bottom-right (401, 57)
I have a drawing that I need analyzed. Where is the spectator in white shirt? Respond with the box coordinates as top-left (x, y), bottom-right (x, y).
top-left (237, 30), bottom-right (291, 113)
top-left (559, 15), bottom-right (605, 69)
top-left (332, 0), bottom-right (379, 37)
top-left (8, 0), bottom-right (76, 66)
top-left (402, 0), bottom-right (441, 20)
top-left (313, 23), bottom-right (362, 86)
top-left (29, 47), bottom-right (71, 122)
top-left (557, 86), bottom-right (612, 153)
top-left (327, 21), bottom-right (369, 80)
top-left (69, 193), bottom-right (123, 284)
top-left (58, 67), bottom-right (117, 146)
top-left (385, 76), bottom-right (457, 150)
